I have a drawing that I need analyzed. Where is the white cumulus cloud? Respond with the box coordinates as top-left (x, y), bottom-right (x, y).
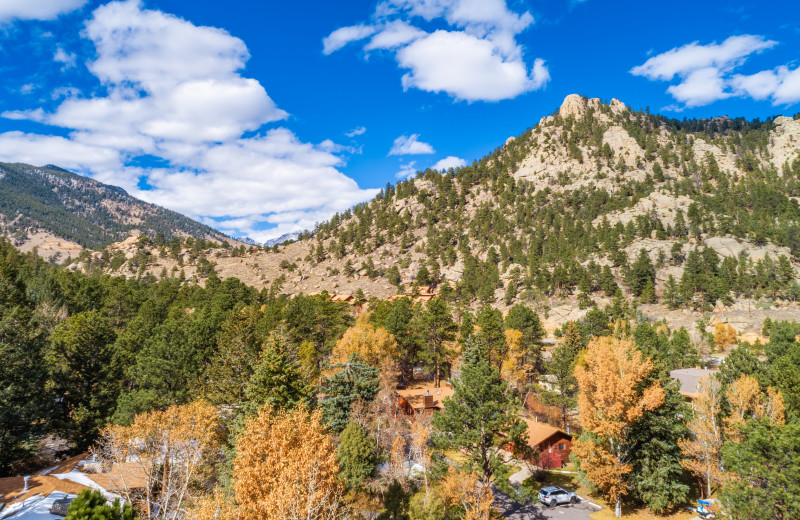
top-left (345, 126), bottom-right (367, 137)
top-left (53, 46), bottom-right (77, 69)
top-left (364, 20), bottom-right (425, 50)
top-left (0, 0), bottom-right (86, 23)
top-left (397, 30), bottom-right (540, 102)
top-left (630, 34), bottom-right (800, 108)
top-left (431, 155), bottom-right (466, 171)
top-left (323, 0), bottom-right (547, 102)
top-left (731, 65), bottom-right (800, 105)
top-left (395, 160), bottom-right (418, 179)
top-left (0, 0), bottom-right (377, 241)
top-left (389, 134), bottom-right (435, 155)
top-left (322, 24), bottom-right (377, 55)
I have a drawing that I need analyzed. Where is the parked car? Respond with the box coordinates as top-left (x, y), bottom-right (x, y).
top-left (538, 486), bottom-right (579, 507)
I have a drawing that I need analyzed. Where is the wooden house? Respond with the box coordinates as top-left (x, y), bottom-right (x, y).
top-left (395, 381), bottom-right (453, 418)
top-left (522, 418), bottom-right (573, 469)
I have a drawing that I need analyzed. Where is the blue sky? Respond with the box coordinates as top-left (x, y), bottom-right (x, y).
top-left (0, 0), bottom-right (798, 241)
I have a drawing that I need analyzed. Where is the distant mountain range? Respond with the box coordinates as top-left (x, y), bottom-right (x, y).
top-left (263, 231), bottom-right (301, 247)
top-left (0, 162), bottom-right (230, 254)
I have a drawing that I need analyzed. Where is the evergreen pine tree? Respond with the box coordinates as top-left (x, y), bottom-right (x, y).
top-left (626, 381), bottom-right (691, 513)
top-left (321, 354), bottom-right (380, 433)
top-left (475, 306), bottom-right (506, 367)
top-left (543, 321), bottom-right (583, 428)
top-left (336, 422), bottom-right (377, 489)
top-left (65, 489), bottom-right (138, 520)
top-left (433, 341), bottom-right (526, 490)
top-left (377, 481), bottom-right (410, 520)
top-left (242, 341), bottom-right (312, 416)
top-left (416, 298), bottom-right (458, 387)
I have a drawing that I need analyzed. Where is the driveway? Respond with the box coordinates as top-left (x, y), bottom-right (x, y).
top-left (493, 489), bottom-right (602, 520)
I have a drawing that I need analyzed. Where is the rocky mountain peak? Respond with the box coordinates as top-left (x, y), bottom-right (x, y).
top-left (559, 93), bottom-right (586, 118)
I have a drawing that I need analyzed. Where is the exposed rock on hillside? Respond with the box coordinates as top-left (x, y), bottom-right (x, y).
top-left (57, 95), bottom-right (800, 338)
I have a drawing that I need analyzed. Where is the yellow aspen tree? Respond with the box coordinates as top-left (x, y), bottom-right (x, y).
top-left (713, 323), bottom-right (737, 351)
top-left (500, 329), bottom-right (532, 391)
top-left (388, 434), bottom-right (408, 485)
top-left (95, 401), bottom-right (222, 519)
top-left (331, 314), bottom-right (397, 370)
top-left (438, 466), bottom-right (494, 520)
top-left (233, 404), bottom-right (345, 520)
top-left (573, 336), bottom-right (664, 518)
top-left (679, 375), bottom-right (724, 499)
top-left (724, 375), bottom-right (786, 441)
top-left (724, 375), bottom-right (761, 441)
top-left (410, 420), bottom-right (432, 492)
top-left (760, 386), bottom-right (786, 425)
top-left (191, 490), bottom-right (238, 520)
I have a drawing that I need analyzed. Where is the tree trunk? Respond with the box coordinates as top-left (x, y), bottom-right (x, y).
top-left (434, 358), bottom-right (440, 388)
top-left (615, 496), bottom-right (621, 518)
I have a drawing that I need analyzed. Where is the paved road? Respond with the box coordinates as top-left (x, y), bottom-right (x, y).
top-left (493, 489), bottom-right (602, 520)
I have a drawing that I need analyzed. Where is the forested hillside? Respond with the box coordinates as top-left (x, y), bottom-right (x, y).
top-left (0, 162), bottom-right (230, 254)
top-left (72, 96), bottom-right (800, 338)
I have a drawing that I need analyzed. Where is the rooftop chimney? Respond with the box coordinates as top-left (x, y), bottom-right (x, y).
top-left (23, 475), bottom-right (30, 493)
top-left (423, 392), bottom-right (434, 408)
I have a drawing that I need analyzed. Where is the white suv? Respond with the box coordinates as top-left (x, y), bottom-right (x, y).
top-left (538, 486), bottom-right (579, 507)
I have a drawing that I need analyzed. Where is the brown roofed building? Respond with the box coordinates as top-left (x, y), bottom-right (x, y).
top-left (331, 294), bottom-right (355, 304)
top-left (395, 380), bottom-right (453, 418)
top-left (0, 475), bottom-right (90, 507)
top-left (86, 462), bottom-right (149, 494)
top-left (522, 418), bottom-right (573, 469)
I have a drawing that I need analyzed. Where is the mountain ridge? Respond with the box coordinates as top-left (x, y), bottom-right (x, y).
top-left (14, 94), bottom-right (800, 339)
top-left (0, 162), bottom-right (234, 259)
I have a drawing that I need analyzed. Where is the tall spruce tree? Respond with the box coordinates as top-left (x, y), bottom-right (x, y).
top-left (336, 421), bottom-right (377, 489)
top-left (626, 380), bottom-right (691, 513)
top-left (321, 354), bottom-right (380, 433)
top-left (627, 249), bottom-right (656, 301)
top-left (475, 306), bottom-right (506, 367)
top-left (721, 420), bottom-right (800, 520)
top-left (416, 297), bottom-right (458, 387)
top-left (0, 244), bottom-right (51, 475)
top-left (542, 321), bottom-right (583, 428)
top-left (433, 341), bottom-right (526, 490)
top-left (48, 310), bottom-right (119, 447)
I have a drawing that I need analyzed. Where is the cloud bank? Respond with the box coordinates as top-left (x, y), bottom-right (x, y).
top-left (0, 0), bottom-right (377, 242)
top-left (0, 0), bottom-right (86, 23)
top-left (323, 0), bottom-right (549, 102)
top-left (631, 34), bottom-right (800, 108)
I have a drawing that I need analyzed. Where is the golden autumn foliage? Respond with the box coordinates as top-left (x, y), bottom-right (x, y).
top-left (500, 329), bottom-right (532, 390)
top-left (573, 335), bottom-right (664, 517)
top-left (190, 490), bottom-right (238, 520)
top-left (762, 386), bottom-right (786, 425)
top-left (410, 420), bottom-right (432, 491)
top-left (95, 401), bottom-right (222, 520)
top-left (233, 404), bottom-right (345, 520)
top-left (713, 322), bottom-right (737, 351)
top-left (724, 374), bottom-right (785, 441)
top-left (438, 466), bottom-right (494, 520)
top-left (387, 434), bottom-right (408, 485)
top-left (331, 314), bottom-right (397, 369)
top-left (679, 375), bottom-right (723, 498)
top-left (682, 375), bottom-right (786, 498)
